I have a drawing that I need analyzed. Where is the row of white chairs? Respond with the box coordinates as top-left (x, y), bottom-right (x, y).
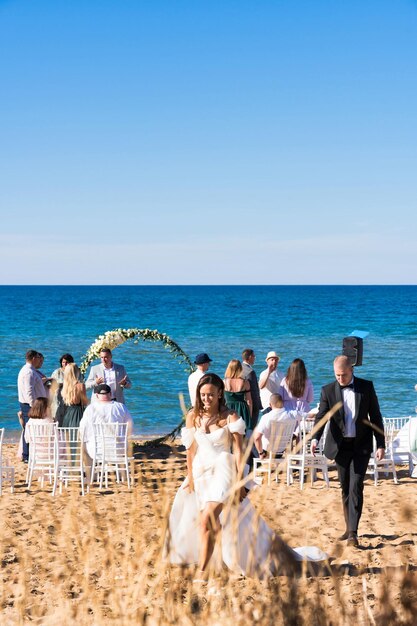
top-left (253, 418), bottom-right (330, 489)
top-left (0, 423), bottom-right (132, 496)
top-left (253, 416), bottom-right (417, 489)
top-left (27, 422), bottom-right (133, 495)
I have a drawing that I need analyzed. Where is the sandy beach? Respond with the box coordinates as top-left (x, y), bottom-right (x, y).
top-left (0, 439), bottom-right (416, 625)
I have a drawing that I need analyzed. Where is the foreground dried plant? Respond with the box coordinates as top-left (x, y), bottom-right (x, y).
top-left (0, 442), bottom-right (416, 625)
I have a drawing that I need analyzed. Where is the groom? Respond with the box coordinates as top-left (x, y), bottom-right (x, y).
top-left (311, 355), bottom-right (385, 547)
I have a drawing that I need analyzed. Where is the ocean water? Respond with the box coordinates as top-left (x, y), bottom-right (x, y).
top-left (1, 285), bottom-right (417, 440)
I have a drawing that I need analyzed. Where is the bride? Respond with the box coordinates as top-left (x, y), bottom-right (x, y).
top-left (165, 373), bottom-right (329, 579)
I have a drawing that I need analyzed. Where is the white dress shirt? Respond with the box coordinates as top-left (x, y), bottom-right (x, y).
top-left (259, 369), bottom-right (284, 409)
top-left (255, 407), bottom-right (299, 451)
top-left (342, 379), bottom-right (356, 437)
top-left (17, 363), bottom-right (48, 406)
top-left (79, 401), bottom-right (133, 458)
top-left (103, 366), bottom-right (117, 398)
top-left (188, 369), bottom-right (205, 406)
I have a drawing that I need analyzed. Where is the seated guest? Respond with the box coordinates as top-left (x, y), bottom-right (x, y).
top-left (253, 394), bottom-right (300, 458)
top-left (223, 359), bottom-right (252, 430)
top-left (24, 397), bottom-right (54, 444)
top-left (79, 384), bottom-right (133, 476)
top-left (279, 358), bottom-right (314, 413)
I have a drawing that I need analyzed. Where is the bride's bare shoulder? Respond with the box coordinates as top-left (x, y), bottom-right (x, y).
top-left (186, 410), bottom-right (195, 428)
top-left (219, 408), bottom-right (239, 424)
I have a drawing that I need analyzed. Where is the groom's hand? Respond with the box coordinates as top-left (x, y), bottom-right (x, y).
top-left (239, 487), bottom-right (247, 502)
top-left (375, 448), bottom-right (385, 461)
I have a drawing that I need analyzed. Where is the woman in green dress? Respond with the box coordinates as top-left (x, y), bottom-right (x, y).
top-left (61, 363), bottom-right (89, 427)
top-left (223, 359), bottom-right (252, 430)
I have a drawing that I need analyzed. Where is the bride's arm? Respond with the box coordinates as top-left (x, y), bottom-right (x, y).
top-left (228, 411), bottom-right (244, 475)
top-left (184, 410), bottom-right (197, 492)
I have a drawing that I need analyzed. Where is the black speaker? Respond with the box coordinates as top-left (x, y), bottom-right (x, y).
top-left (342, 336), bottom-right (363, 366)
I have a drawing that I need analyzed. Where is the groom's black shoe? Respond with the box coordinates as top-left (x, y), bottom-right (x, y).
top-left (338, 530), bottom-right (349, 541)
top-left (346, 532), bottom-right (359, 548)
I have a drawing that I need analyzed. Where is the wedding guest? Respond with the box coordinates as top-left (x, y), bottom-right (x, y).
top-left (253, 394), bottom-right (300, 458)
top-left (85, 348), bottom-right (131, 404)
top-left (223, 359), bottom-right (252, 430)
top-left (241, 348), bottom-right (262, 429)
top-left (24, 398), bottom-right (54, 443)
top-left (79, 383), bottom-right (133, 477)
top-left (18, 397), bottom-right (55, 463)
top-left (311, 355), bottom-right (385, 547)
top-left (259, 351), bottom-right (284, 410)
top-left (34, 352), bottom-right (53, 389)
top-left (279, 358), bottom-right (314, 413)
top-left (188, 352), bottom-right (212, 406)
top-left (50, 353), bottom-right (75, 419)
top-left (61, 363), bottom-right (89, 427)
top-left (17, 350), bottom-right (48, 462)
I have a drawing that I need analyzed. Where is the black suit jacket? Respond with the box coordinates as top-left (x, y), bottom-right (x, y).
top-left (241, 362), bottom-right (262, 415)
top-left (314, 376), bottom-right (385, 460)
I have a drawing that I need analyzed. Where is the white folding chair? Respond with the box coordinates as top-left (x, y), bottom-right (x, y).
top-left (286, 419), bottom-right (330, 489)
top-left (92, 422), bottom-right (132, 489)
top-left (25, 422), bottom-right (57, 490)
top-left (55, 427), bottom-right (87, 496)
top-left (408, 418), bottom-right (417, 477)
top-left (367, 420), bottom-right (398, 485)
top-left (383, 416), bottom-right (410, 433)
top-left (253, 420), bottom-right (296, 486)
top-left (0, 428), bottom-right (15, 495)
top-left (386, 416), bottom-right (414, 468)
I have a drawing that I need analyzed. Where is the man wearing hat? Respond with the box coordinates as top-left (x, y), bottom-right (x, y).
top-left (259, 351), bottom-right (284, 410)
top-left (188, 353), bottom-right (212, 406)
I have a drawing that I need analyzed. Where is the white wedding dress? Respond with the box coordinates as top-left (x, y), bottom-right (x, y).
top-left (165, 417), bottom-right (328, 578)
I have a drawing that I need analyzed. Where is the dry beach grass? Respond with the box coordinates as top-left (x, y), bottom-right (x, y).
top-left (0, 440), bottom-right (416, 625)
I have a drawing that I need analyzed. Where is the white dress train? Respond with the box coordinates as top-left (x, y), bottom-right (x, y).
top-left (165, 417), bottom-right (329, 578)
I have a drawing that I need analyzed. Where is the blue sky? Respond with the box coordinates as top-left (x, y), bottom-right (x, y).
top-left (1, 0), bottom-right (416, 284)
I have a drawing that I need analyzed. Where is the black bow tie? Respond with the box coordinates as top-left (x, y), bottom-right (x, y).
top-left (340, 383), bottom-right (354, 390)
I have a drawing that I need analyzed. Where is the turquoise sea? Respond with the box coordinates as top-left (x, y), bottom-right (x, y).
top-left (1, 285), bottom-right (416, 440)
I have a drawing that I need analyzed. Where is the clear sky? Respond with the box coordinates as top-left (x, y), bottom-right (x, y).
top-left (1, 0), bottom-right (416, 284)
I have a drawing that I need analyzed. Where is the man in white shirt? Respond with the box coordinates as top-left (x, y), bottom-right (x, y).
top-left (253, 393), bottom-right (300, 457)
top-left (187, 352), bottom-right (212, 406)
top-left (17, 350), bottom-right (48, 462)
top-left (85, 348), bottom-right (131, 404)
top-left (259, 351), bottom-right (284, 410)
top-left (79, 384), bottom-right (133, 475)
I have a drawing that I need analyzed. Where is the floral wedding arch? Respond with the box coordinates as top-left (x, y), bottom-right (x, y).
top-left (79, 328), bottom-right (194, 442)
